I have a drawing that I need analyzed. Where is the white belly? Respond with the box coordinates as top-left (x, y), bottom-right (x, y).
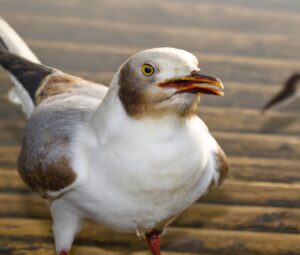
top-left (68, 116), bottom-right (217, 232)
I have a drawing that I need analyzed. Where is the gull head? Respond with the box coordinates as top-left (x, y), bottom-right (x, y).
top-left (115, 47), bottom-right (224, 118)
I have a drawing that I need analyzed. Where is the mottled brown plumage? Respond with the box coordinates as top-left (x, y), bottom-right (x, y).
top-left (36, 74), bottom-right (82, 104)
top-left (215, 148), bottom-right (229, 185)
top-left (18, 153), bottom-right (76, 197)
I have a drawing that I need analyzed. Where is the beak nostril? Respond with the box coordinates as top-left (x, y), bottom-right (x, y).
top-left (190, 70), bottom-right (199, 77)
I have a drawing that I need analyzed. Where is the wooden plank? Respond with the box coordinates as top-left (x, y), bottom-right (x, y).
top-left (187, 0), bottom-right (300, 14)
top-left (2, 13), bottom-right (300, 61)
top-left (203, 181), bottom-right (300, 208)
top-left (0, 147), bottom-right (19, 168)
top-left (5, 0), bottom-right (300, 14)
top-left (0, 240), bottom-right (200, 255)
top-left (214, 132), bottom-right (300, 160)
top-left (0, 170), bottom-right (28, 191)
top-left (1, 218), bottom-right (300, 255)
top-left (1, 170), bottom-right (300, 208)
top-left (229, 157), bottom-right (300, 183)
top-left (25, 39), bottom-right (300, 68)
top-left (1, 0), bottom-right (300, 37)
top-left (176, 204), bottom-right (300, 234)
top-left (0, 193), bottom-right (49, 218)
top-left (1, 193), bottom-right (300, 235)
top-left (199, 107), bottom-right (300, 135)
top-left (166, 228), bottom-right (300, 255)
top-left (0, 241), bottom-right (120, 255)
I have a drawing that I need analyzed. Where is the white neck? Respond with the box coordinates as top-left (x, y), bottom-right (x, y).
top-left (90, 79), bottom-right (191, 145)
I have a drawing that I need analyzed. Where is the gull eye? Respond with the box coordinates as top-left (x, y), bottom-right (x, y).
top-left (141, 64), bottom-right (155, 76)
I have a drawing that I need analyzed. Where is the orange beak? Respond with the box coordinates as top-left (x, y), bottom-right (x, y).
top-left (159, 71), bottom-right (224, 96)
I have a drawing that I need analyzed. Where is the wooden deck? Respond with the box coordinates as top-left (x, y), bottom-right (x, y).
top-left (0, 0), bottom-right (300, 254)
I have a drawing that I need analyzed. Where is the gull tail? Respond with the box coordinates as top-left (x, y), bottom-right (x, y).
top-left (0, 50), bottom-right (54, 112)
top-left (0, 17), bottom-right (43, 117)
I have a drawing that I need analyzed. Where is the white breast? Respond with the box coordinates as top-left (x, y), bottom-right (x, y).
top-left (68, 98), bottom-right (218, 232)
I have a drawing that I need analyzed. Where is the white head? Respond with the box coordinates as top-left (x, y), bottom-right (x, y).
top-left (114, 47), bottom-right (224, 118)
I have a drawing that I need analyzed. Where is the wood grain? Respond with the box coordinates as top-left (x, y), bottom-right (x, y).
top-left (1, 0), bottom-right (300, 37)
top-left (228, 157), bottom-right (300, 183)
top-left (0, 240), bottom-right (201, 255)
top-left (214, 132), bottom-right (300, 160)
top-left (1, 218), bottom-right (300, 255)
top-left (203, 181), bottom-right (300, 208)
top-left (2, 13), bottom-right (300, 61)
top-left (0, 39), bottom-right (290, 85)
top-left (2, 193), bottom-right (300, 235)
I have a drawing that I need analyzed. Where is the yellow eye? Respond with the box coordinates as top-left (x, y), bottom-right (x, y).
top-left (141, 64), bottom-right (155, 76)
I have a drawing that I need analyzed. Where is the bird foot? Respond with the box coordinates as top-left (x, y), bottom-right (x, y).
top-left (146, 230), bottom-right (161, 255)
top-left (58, 250), bottom-right (68, 255)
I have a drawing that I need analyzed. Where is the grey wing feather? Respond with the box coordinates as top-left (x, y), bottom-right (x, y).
top-left (18, 81), bottom-right (108, 197)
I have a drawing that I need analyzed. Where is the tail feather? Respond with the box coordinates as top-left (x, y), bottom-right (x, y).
top-left (0, 50), bottom-right (54, 104)
top-left (0, 17), bottom-right (41, 117)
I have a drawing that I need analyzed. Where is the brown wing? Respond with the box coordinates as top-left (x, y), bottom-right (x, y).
top-left (35, 73), bottom-right (82, 105)
top-left (17, 140), bottom-right (77, 199)
top-left (214, 147), bottom-right (229, 186)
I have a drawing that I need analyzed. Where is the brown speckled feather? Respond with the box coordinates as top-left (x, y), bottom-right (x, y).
top-left (35, 73), bottom-right (82, 105)
top-left (215, 147), bottom-right (229, 186)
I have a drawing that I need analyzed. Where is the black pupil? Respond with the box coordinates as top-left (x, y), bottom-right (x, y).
top-left (144, 66), bottom-right (152, 74)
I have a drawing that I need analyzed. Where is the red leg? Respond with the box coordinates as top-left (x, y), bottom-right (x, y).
top-left (58, 250), bottom-right (68, 255)
top-left (146, 231), bottom-right (161, 255)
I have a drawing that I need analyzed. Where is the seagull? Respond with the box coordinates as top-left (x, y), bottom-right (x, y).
top-left (0, 18), bottom-right (228, 255)
top-left (262, 73), bottom-right (300, 112)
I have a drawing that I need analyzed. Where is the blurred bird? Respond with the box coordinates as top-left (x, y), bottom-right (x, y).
top-left (0, 18), bottom-right (228, 255)
top-left (262, 73), bottom-right (300, 112)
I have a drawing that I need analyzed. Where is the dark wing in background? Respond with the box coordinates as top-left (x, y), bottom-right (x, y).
top-left (262, 73), bottom-right (300, 112)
